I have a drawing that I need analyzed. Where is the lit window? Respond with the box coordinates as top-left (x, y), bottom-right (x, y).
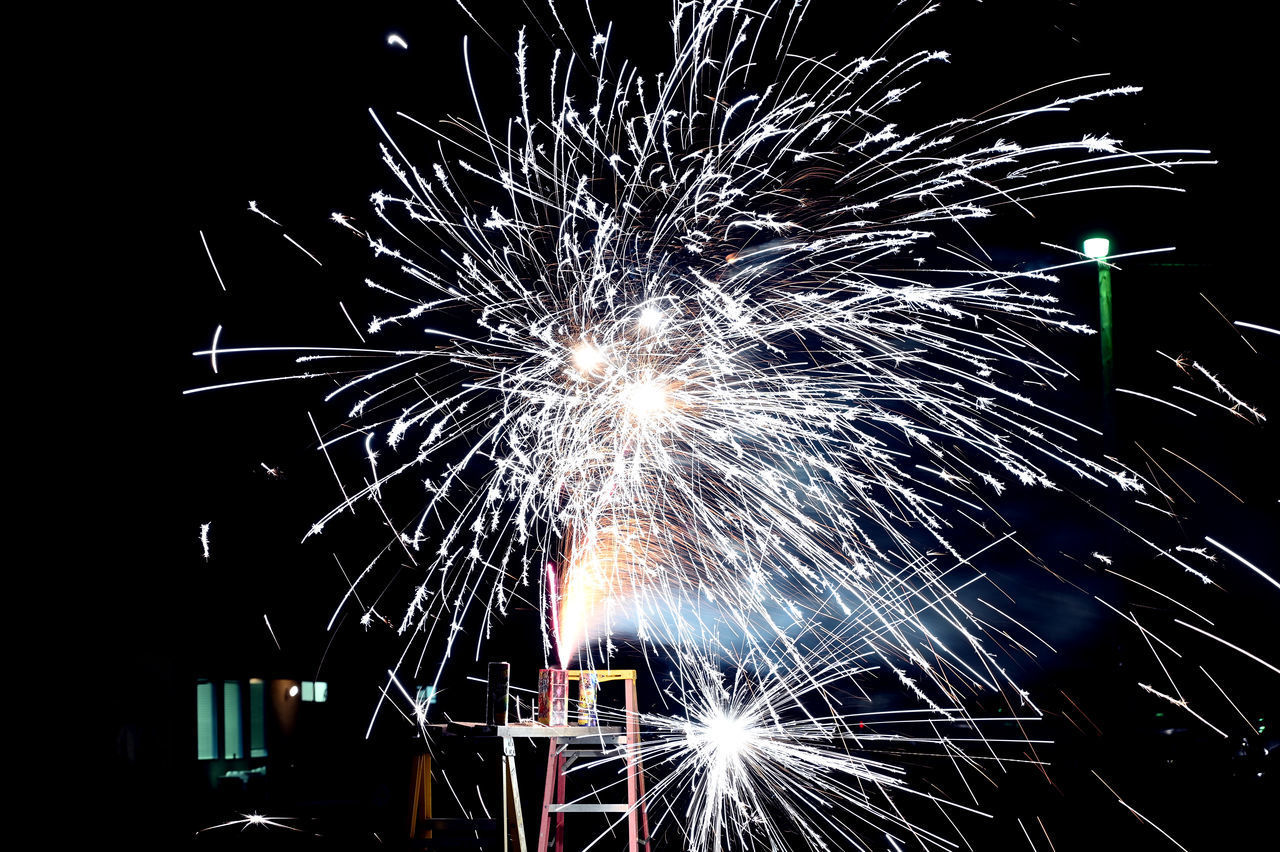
top-left (223, 681), bottom-right (244, 759)
top-left (248, 679), bottom-right (268, 758)
top-left (300, 681), bottom-right (328, 702)
top-left (196, 680), bottom-right (217, 760)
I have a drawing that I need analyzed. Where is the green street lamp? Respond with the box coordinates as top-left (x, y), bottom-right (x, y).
top-left (1084, 235), bottom-right (1114, 438)
top-left (1083, 237), bottom-right (1111, 260)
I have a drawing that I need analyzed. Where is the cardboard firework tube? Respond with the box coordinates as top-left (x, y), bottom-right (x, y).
top-left (486, 662), bottom-right (510, 726)
top-left (577, 671), bottom-right (600, 726)
top-left (537, 668), bottom-right (568, 726)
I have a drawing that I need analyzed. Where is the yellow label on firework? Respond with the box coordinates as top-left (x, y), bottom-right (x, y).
top-left (577, 671), bottom-right (599, 725)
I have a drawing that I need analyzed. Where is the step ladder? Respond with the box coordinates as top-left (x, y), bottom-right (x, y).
top-left (409, 753), bottom-right (433, 840)
top-left (411, 752), bottom-right (504, 850)
top-left (537, 669), bottom-right (650, 852)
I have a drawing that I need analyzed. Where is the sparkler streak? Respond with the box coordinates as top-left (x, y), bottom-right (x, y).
top-left (1174, 618), bottom-right (1280, 676)
top-left (247, 200), bottom-right (281, 226)
top-left (1091, 771), bottom-right (1191, 852)
top-left (1233, 320), bottom-right (1278, 336)
top-left (1115, 388), bottom-right (1197, 418)
top-left (1137, 682), bottom-right (1228, 738)
top-left (208, 325), bottom-right (222, 375)
top-left (1205, 536), bottom-right (1280, 592)
top-left (263, 613), bottom-right (281, 650)
top-left (1198, 665), bottom-right (1257, 734)
top-left (199, 230), bottom-right (227, 291)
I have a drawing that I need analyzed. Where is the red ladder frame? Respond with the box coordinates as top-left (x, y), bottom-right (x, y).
top-left (536, 670), bottom-right (650, 852)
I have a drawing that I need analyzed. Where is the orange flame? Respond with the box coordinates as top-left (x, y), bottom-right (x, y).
top-left (555, 521), bottom-right (657, 668)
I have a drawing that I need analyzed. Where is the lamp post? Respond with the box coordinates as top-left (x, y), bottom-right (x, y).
top-left (1083, 236), bottom-right (1114, 441)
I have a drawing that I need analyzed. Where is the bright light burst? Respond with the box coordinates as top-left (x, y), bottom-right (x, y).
top-left (197, 811), bottom-right (302, 834)
top-left (188, 1), bottom-right (1270, 849)
top-left (633, 649), bottom-right (992, 852)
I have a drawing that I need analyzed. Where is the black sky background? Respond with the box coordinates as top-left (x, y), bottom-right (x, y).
top-left (70, 1), bottom-right (1276, 847)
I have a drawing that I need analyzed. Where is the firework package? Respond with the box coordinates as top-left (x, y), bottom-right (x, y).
top-left (537, 668), bottom-right (568, 726)
top-left (577, 671), bottom-right (600, 725)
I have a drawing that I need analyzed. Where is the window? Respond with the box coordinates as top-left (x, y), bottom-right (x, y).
top-left (198, 678), bottom-right (269, 761)
top-left (248, 679), bottom-right (268, 758)
top-left (300, 681), bottom-right (329, 702)
top-left (196, 680), bottom-right (218, 760)
top-left (223, 680), bottom-right (244, 759)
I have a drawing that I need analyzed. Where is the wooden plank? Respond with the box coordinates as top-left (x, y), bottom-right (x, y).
top-left (565, 669), bottom-right (637, 682)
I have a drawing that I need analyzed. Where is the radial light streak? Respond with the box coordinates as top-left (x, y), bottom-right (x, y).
top-left (617, 648), bottom-right (1016, 852)
top-left (198, 812), bottom-right (302, 833)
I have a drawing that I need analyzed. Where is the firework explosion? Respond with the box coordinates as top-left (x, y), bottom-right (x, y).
top-left (187, 1), bottom-right (1272, 849)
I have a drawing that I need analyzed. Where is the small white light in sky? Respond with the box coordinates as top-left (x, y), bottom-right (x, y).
top-left (387, 33), bottom-right (408, 49)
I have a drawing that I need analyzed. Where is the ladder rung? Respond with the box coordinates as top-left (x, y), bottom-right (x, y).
top-left (546, 803), bottom-right (631, 813)
top-left (565, 669), bottom-right (637, 682)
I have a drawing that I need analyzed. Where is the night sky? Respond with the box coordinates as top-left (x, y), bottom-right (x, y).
top-left (79, 2), bottom-right (1275, 848)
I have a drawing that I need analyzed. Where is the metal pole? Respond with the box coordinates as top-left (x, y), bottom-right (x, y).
top-left (1097, 258), bottom-right (1114, 397)
top-left (1086, 237), bottom-right (1116, 447)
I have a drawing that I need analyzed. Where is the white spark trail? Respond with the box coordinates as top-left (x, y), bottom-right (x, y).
top-left (247, 200), bottom-right (281, 226)
top-left (1174, 619), bottom-right (1280, 676)
top-left (1092, 772), bottom-right (1191, 852)
top-left (1115, 388), bottom-right (1196, 417)
top-left (1205, 536), bottom-right (1280, 591)
top-left (263, 614), bottom-right (281, 650)
top-left (284, 233), bottom-right (323, 266)
top-left (209, 325), bottom-right (222, 374)
top-left (1234, 320), bottom-right (1278, 336)
top-left (199, 230), bottom-right (227, 291)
